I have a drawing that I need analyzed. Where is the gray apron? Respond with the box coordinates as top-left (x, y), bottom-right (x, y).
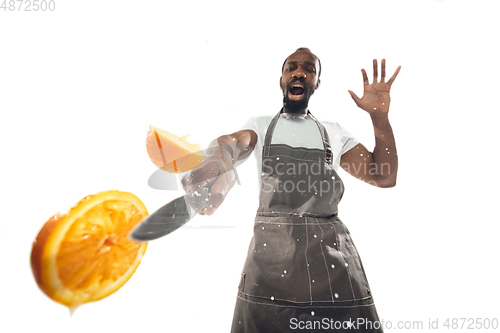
top-left (231, 110), bottom-right (384, 332)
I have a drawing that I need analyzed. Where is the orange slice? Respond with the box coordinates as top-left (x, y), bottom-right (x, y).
top-left (30, 190), bottom-right (148, 312)
top-left (146, 125), bottom-right (205, 173)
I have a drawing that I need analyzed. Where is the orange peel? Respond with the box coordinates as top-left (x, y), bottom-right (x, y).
top-left (30, 190), bottom-right (148, 312)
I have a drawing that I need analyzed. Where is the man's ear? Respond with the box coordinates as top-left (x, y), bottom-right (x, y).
top-left (279, 76), bottom-right (283, 91)
top-left (316, 79), bottom-right (321, 90)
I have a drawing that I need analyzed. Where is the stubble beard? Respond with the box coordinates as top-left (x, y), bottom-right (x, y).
top-left (282, 89), bottom-right (314, 114)
top-left (283, 96), bottom-right (307, 113)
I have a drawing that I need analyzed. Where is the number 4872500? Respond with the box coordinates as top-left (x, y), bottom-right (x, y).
top-left (1, 0), bottom-right (56, 11)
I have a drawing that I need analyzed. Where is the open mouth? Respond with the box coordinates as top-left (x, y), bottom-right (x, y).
top-left (290, 85), bottom-right (305, 96)
top-left (287, 83), bottom-right (306, 101)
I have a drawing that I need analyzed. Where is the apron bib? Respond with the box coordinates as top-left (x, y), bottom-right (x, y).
top-left (231, 110), bottom-right (383, 333)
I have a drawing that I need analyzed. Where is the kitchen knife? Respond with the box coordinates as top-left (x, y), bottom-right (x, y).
top-left (128, 187), bottom-right (209, 242)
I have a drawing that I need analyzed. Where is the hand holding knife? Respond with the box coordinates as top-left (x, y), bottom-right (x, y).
top-left (129, 143), bottom-right (240, 242)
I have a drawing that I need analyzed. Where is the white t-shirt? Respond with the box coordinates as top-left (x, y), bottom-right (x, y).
top-left (240, 113), bottom-right (359, 175)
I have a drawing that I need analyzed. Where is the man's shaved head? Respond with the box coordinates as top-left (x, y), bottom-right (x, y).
top-left (281, 47), bottom-right (322, 78)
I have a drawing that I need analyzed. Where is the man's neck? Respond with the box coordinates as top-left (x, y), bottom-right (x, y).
top-left (282, 107), bottom-right (308, 115)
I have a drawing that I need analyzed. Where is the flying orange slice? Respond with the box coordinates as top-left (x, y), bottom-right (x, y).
top-left (30, 190), bottom-right (148, 312)
top-left (146, 126), bottom-right (205, 173)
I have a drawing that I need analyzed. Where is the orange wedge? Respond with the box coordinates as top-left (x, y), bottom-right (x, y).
top-left (146, 125), bottom-right (205, 173)
top-left (30, 190), bottom-right (148, 312)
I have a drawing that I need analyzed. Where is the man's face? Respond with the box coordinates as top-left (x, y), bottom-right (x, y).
top-left (280, 50), bottom-right (321, 112)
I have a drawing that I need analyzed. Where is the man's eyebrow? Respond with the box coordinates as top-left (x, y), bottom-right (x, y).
top-left (286, 61), bottom-right (316, 67)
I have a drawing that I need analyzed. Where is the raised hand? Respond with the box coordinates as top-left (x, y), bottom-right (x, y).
top-left (348, 59), bottom-right (401, 115)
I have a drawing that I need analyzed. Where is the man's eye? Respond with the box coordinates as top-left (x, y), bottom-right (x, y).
top-left (307, 68), bottom-right (316, 73)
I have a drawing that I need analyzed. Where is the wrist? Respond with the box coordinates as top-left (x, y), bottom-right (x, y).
top-left (370, 112), bottom-right (390, 125)
top-left (205, 143), bottom-right (235, 165)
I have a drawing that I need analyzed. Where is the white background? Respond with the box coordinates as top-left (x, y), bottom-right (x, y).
top-left (1, 0), bottom-right (499, 332)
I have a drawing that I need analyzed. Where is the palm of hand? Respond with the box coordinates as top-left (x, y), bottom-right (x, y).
top-left (357, 82), bottom-right (391, 114)
top-left (348, 59), bottom-right (401, 116)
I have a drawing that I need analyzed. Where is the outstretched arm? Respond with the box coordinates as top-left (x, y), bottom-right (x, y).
top-left (341, 59), bottom-right (400, 188)
top-left (182, 129), bottom-right (258, 215)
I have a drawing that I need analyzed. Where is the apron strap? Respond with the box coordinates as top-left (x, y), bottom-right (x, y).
top-left (308, 112), bottom-right (333, 164)
top-left (263, 109), bottom-right (333, 164)
top-left (262, 110), bottom-right (282, 157)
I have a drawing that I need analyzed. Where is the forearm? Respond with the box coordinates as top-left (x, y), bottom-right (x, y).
top-left (370, 113), bottom-right (398, 187)
top-left (207, 130), bottom-right (257, 166)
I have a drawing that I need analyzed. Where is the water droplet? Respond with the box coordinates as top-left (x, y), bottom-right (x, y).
top-left (360, 154), bottom-right (363, 156)
top-left (314, 235), bottom-right (317, 238)
top-left (387, 151), bottom-right (390, 154)
top-left (311, 311), bottom-right (315, 316)
top-left (86, 196), bottom-right (90, 200)
top-left (209, 205), bottom-right (213, 208)
top-left (333, 243), bottom-right (336, 246)
top-left (312, 280), bottom-right (315, 283)
top-left (331, 264), bottom-right (335, 268)
top-left (345, 263), bottom-right (349, 267)
top-left (281, 274), bottom-right (284, 277)
top-left (374, 107), bottom-right (377, 110)
top-left (270, 296), bottom-right (274, 300)
top-left (382, 103), bottom-right (385, 105)
top-left (284, 270), bottom-right (287, 274)
top-left (335, 293), bottom-right (339, 298)
top-left (297, 238), bottom-right (300, 241)
top-left (331, 176), bottom-right (335, 179)
top-left (276, 157), bottom-right (280, 160)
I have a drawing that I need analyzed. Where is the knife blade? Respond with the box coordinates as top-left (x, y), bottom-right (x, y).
top-left (128, 187), bottom-right (209, 242)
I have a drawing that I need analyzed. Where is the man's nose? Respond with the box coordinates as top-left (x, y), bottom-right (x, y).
top-left (292, 70), bottom-right (306, 79)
